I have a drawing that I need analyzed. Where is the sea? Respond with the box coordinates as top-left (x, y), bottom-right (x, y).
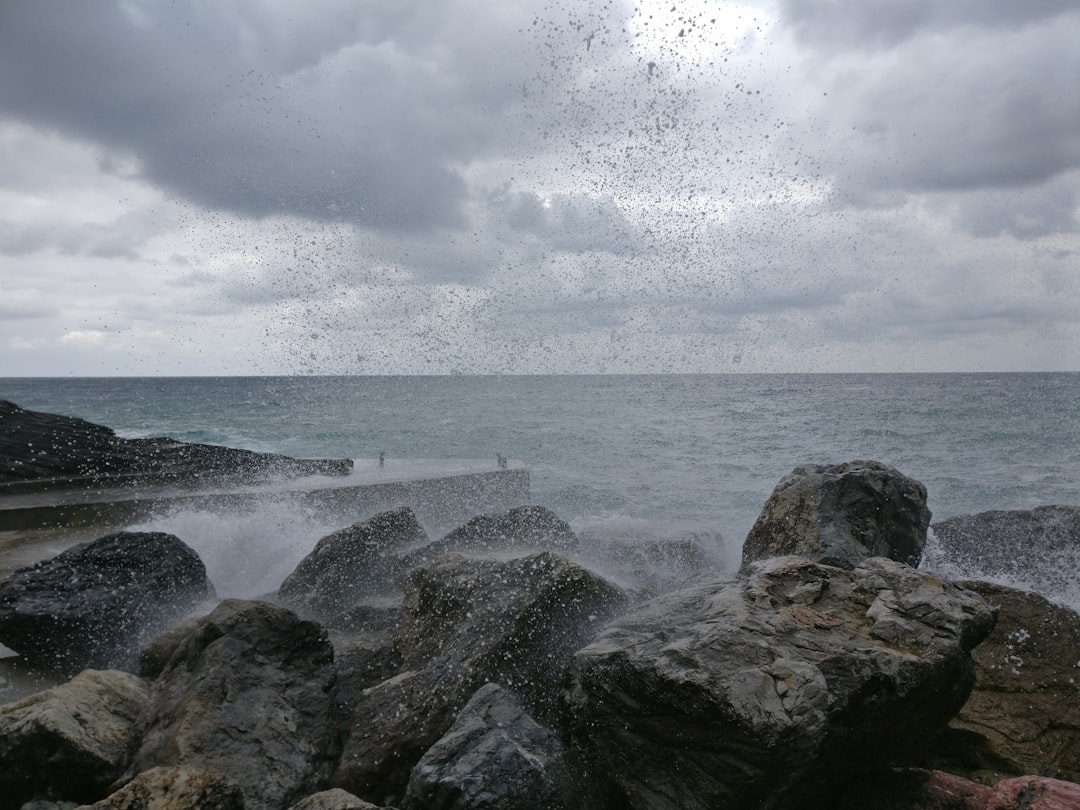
top-left (2, 373), bottom-right (1079, 608)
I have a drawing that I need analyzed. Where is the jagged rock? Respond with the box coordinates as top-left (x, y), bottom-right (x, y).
top-left (577, 527), bottom-right (723, 596)
top-left (402, 682), bottom-right (580, 810)
top-left (926, 581), bottom-right (1080, 784)
top-left (0, 399), bottom-right (352, 490)
top-left (123, 600), bottom-right (338, 810)
top-left (836, 768), bottom-right (1080, 810)
top-left (278, 508), bottom-right (428, 616)
top-left (929, 505), bottom-right (1080, 591)
top-left (78, 766), bottom-right (244, 810)
top-left (742, 460), bottom-right (931, 569)
top-left (332, 552), bottom-right (627, 805)
top-left (0, 532), bottom-right (214, 672)
top-left (564, 556), bottom-right (997, 810)
top-left (403, 505), bottom-right (578, 569)
top-left (0, 670), bottom-right (149, 807)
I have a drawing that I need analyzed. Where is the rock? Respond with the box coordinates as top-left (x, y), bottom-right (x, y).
top-left (402, 682), bottom-right (580, 810)
top-left (742, 460), bottom-right (931, 569)
top-left (577, 527), bottom-right (723, 596)
top-left (278, 508), bottom-right (428, 616)
top-left (332, 552), bottom-right (626, 805)
top-left (563, 556), bottom-right (997, 810)
top-left (0, 532), bottom-right (215, 672)
top-left (0, 669), bottom-right (149, 807)
top-left (836, 768), bottom-right (1080, 810)
top-left (77, 766), bottom-right (244, 810)
top-left (0, 399), bottom-right (352, 490)
top-left (403, 505), bottom-right (578, 569)
top-left (926, 581), bottom-right (1080, 784)
top-left (928, 505), bottom-right (1080, 591)
top-left (123, 599), bottom-right (338, 810)
top-left (286, 789), bottom-right (390, 810)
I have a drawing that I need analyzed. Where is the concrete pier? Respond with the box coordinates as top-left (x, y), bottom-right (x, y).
top-left (0, 458), bottom-right (530, 536)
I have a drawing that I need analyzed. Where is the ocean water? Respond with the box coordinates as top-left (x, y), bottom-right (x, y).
top-left (2, 373), bottom-right (1079, 604)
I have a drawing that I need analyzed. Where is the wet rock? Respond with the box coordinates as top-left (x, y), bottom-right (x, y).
top-left (742, 460), bottom-right (931, 569)
top-left (926, 581), bottom-right (1080, 784)
top-left (123, 599), bottom-right (338, 810)
top-left (0, 532), bottom-right (215, 672)
top-left (402, 682), bottom-right (579, 810)
top-left (564, 556), bottom-right (996, 810)
top-left (278, 508), bottom-right (428, 616)
top-left (0, 669), bottom-right (149, 807)
top-left (929, 505), bottom-right (1080, 589)
top-left (404, 505), bottom-right (578, 568)
top-left (78, 766), bottom-right (244, 810)
top-left (836, 768), bottom-right (1080, 810)
top-left (0, 399), bottom-right (352, 490)
top-left (286, 789), bottom-right (392, 809)
top-left (577, 527), bottom-right (723, 596)
top-left (332, 551), bottom-right (626, 805)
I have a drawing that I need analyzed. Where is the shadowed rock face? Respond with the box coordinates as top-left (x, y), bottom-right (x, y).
top-left (742, 460), bottom-right (932, 570)
top-left (0, 399), bottom-right (352, 490)
top-left (564, 556), bottom-right (996, 810)
top-left (926, 581), bottom-right (1080, 785)
top-left (0, 531), bottom-right (215, 672)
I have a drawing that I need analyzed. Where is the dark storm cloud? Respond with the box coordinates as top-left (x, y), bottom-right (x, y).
top-left (777, 1), bottom-right (1080, 239)
top-left (0, 0), bottom-right (572, 232)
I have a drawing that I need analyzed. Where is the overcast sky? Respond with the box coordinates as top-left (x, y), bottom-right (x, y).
top-left (1, 0), bottom-right (1077, 375)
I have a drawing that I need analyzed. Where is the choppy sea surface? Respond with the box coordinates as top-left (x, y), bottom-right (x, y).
top-left (2, 374), bottom-right (1078, 604)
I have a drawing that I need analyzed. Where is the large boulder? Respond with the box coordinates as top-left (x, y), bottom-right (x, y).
top-left (278, 508), bottom-right (429, 616)
top-left (123, 599), bottom-right (338, 810)
top-left (929, 505), bottom-right (1080, 591)
top-left (742, 460), bottom-right (931, 569)
top-left (0, 532), bottom-right (215, 672)
top-left (926, 581), bottom-right (1080, 784)
top-left (286, 789), bottom-right (392, 810)
top-left (332, 552), bottom-right (627, 805)
top-left (0, 669), bottom-right (149, 807)
top-left (563, 556), bottom-right (997, 810)
top-left (0, 399), bottom-right (352, 490)
top-left (78, 765), bottom-right (244, 810)
top-left (402, 682), bottom-right (580, 810)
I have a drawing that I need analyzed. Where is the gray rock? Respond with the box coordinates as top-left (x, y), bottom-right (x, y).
top-left (0, 669), bottom-right (149, 807)
top-left (926, 580), bottom-right (1080, 784)
top-left (742, 460), bottom-right (931, 569)
top-left (332, 552), bottom-right (626, 805)
top-left (403, 505), bottom-right (578, 569)
top-left (577, 527), bottom-right (723, 596)
top-left (564, 555), bottom-right (996, 810)
top-left (77, 766), bottom-right (244, 810)
top-left (278, 508), bottom-right (429, 616)
top-left (929, 505), bottom-right (1080, 588)
top-left (0, 532), bottom-right (214, 672)
top-left (402, 683), bottom-right (578, 810)
top-left (124, 599), bottom-right (338, 810)
top-left (0, 399), bottom-right (352, 490)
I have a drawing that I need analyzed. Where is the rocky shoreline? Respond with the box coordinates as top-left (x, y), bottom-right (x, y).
top-left (1, 406), bottom-right (1079, 809)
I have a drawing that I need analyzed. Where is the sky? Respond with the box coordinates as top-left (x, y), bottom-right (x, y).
top-left (1, 0), bottom-right (1078, 375)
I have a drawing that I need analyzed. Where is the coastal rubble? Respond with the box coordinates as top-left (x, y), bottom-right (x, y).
top-left (3, 458), bottom-right (1080, 809)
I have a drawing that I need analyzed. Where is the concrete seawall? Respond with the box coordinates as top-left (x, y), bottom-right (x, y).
top-left (0, 459), bottom-right (531, 535)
